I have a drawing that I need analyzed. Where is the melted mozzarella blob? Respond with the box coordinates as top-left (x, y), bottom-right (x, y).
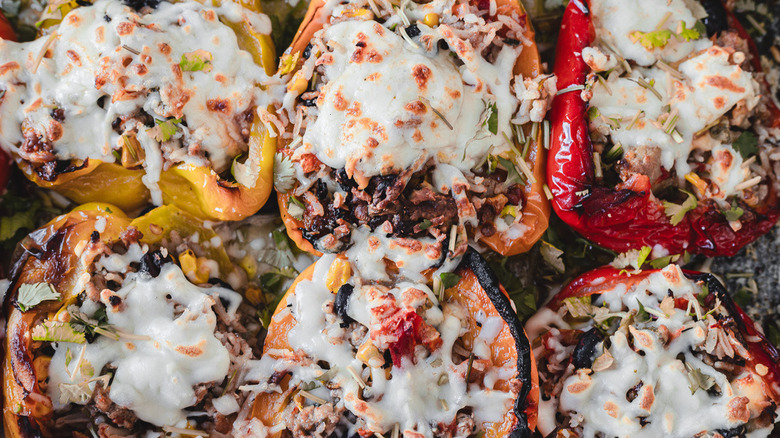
top-left (300, 19), bottom-right (517, 180)
top-left (530, 265), bottom-right (776, 438)
top-left (48, 263), bottom-right (238, 427)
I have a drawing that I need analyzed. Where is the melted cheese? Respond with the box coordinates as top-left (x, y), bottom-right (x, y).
top-left (48, 263), bottom-right (239, 427)
top-left (298, 18), bottom-right (521, 181)
top-left (242, 256), bottom-right (516, 436)
top-left (529, 265), bottom-right (776, 438)
top-left (590, 47), bottom-right (759, 178)
top-left (590, 0), bottom-right (710, 66)
top-left (0, 0), bottom-right (272, 203)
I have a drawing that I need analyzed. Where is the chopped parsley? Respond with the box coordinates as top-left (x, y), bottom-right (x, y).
top-left (630, 29), bottom-right (673, 49)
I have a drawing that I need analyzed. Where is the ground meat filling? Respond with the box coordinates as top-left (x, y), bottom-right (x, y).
top-left (298, 163), bottom-right (525, 253)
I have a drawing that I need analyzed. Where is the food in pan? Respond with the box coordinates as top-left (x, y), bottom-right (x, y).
top-left (0, 0), bottom-right (277, 219)
top-left (527, 264), bottom-right (780, 437)
top-left (274, 0), bottom-right (553, 265)
top-left (242, 248), bottom-right (538, 437)
top-left (3, 204), bottom-right (263, 436)
top-left (548, 0), bottom-right (780, 256)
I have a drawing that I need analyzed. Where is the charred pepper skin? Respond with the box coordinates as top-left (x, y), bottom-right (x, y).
top-left (549, 266), bottom-right (780, 409)
top-left (547, 0), bottom-right (780, 257)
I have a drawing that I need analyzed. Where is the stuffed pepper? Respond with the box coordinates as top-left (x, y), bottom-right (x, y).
top-left (274, 0), bottom-right (553, 265)
top-left (527, 264), bottom-right (780, 437)
top-left (3, 204), bottom-right (262, 437)
top-left (0, 0), bottom-right (277, 219)
top-left (548, 0), bottom-right (780, 256)
top-left (239, 248), bottom-right (539, 437)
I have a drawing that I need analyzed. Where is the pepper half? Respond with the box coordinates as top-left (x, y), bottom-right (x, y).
top-left (4, 0), bottom-right (277, 220)
top-left (2, 202), bottom-right (245, 437)
top-left (547, 0), bottom-right (780, 257)
top-left (531, 264), bottom-right (780, 436)
top-left (277, 0), bottom-right (550, 257)
top-left (251, 248), bottom-right (539, 437)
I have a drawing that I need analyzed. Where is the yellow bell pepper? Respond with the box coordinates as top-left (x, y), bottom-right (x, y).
top-left (16, 0), bottom-right (277, 221)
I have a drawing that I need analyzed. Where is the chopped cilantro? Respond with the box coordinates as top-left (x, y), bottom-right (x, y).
top-left (722, 204), bottom-right (744, 222)
top-left (440, 272), bottom-right (461, 290)
top-left (153, 118), bottom-right (181, 142)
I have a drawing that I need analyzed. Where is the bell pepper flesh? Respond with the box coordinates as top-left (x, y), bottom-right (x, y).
top-left (547, 0), bottom-right (780, 257)
top-left (277, 0), bottom-right (549, 257)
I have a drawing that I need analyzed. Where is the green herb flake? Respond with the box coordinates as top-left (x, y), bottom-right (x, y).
top-left (563, 296), bottom-right (591, 318)
top-left (630, 29), bottom-right (673, 50)
top-left (65, 348), bottom-right (73, 367)
top-left (636, 246), bottom-right (652, 269)
top-left (663, 190), bottom-right (698, 226)
top-left (179, 50), bottom-right (213, 72)
top-left (17, 282), bottom-right (61, 312)
top-left (440, 272), bottom-right (461, 290)
top-left (153, 118), bottom-right (181, 142)
top-left (636, 298), bottom-right (652, 323)
top-left (722, 204), bottom-right (744, 222)
top-left (496, 156), bottom-right (524, 185)
top-left (733, 131), bottom-right (758, 159)
top-left (540, 241), bottom-right (565, 273)
top-left (677, 21), bottom-right (701, 41)
top-left (686, 363), bottom-right (715, 394)
top-left (483, 101), bottom-right (498, 135)
top-left (419, 219), bottom-right (432, 231)
top-left (32, 321), bottom-right (86, 344)
top-left (587, 106), bottom-right (601, 121)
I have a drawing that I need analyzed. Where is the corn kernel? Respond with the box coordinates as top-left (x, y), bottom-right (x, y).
top-left (326, 258), bottom-right (352, 293)
top-left (180, 250), bottom-right (210, 284)
top-left (287, 70), bottom-right (308, 95)
top-left (357, 341), bottom-right (385, 368)
top-left (423, 13), bottom-right (439, 27)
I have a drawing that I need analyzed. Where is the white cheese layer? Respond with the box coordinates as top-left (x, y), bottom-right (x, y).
top-left (590, 0), bottom-right (710, 66)
top-left (529, 265), bottom-right (776, 438)
top-left (0, 0), bottom-right (272, 203)
top-left (590, 46), bottom-right (759, 183)
top-left (299, 19), bottom-right (520, 180)
top-left (243, 256), bottom-right (515, 437)
top-left (48, 263), bottom-right (238, 427)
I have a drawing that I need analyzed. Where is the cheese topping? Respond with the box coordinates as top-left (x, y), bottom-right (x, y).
top-left (242, 255), bottom-right (517, 437)
top-left (586, 0), bottom-right (764, 201)
top-left (590, 0), bottom-right (709, 66)
top-left (529, 265), bottom-right (777, 438)
top-left (48, 262), bottom-right (238, 427)
top-left (297, 18), bottom-right (519, 180)
top-left (0, 0), bottom-right (272, 203)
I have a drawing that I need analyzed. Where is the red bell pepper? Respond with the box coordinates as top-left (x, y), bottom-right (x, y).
top-left (549, 266), bottom-right (780, 405)
top-left (547, 0), bottom-right (780, 257)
